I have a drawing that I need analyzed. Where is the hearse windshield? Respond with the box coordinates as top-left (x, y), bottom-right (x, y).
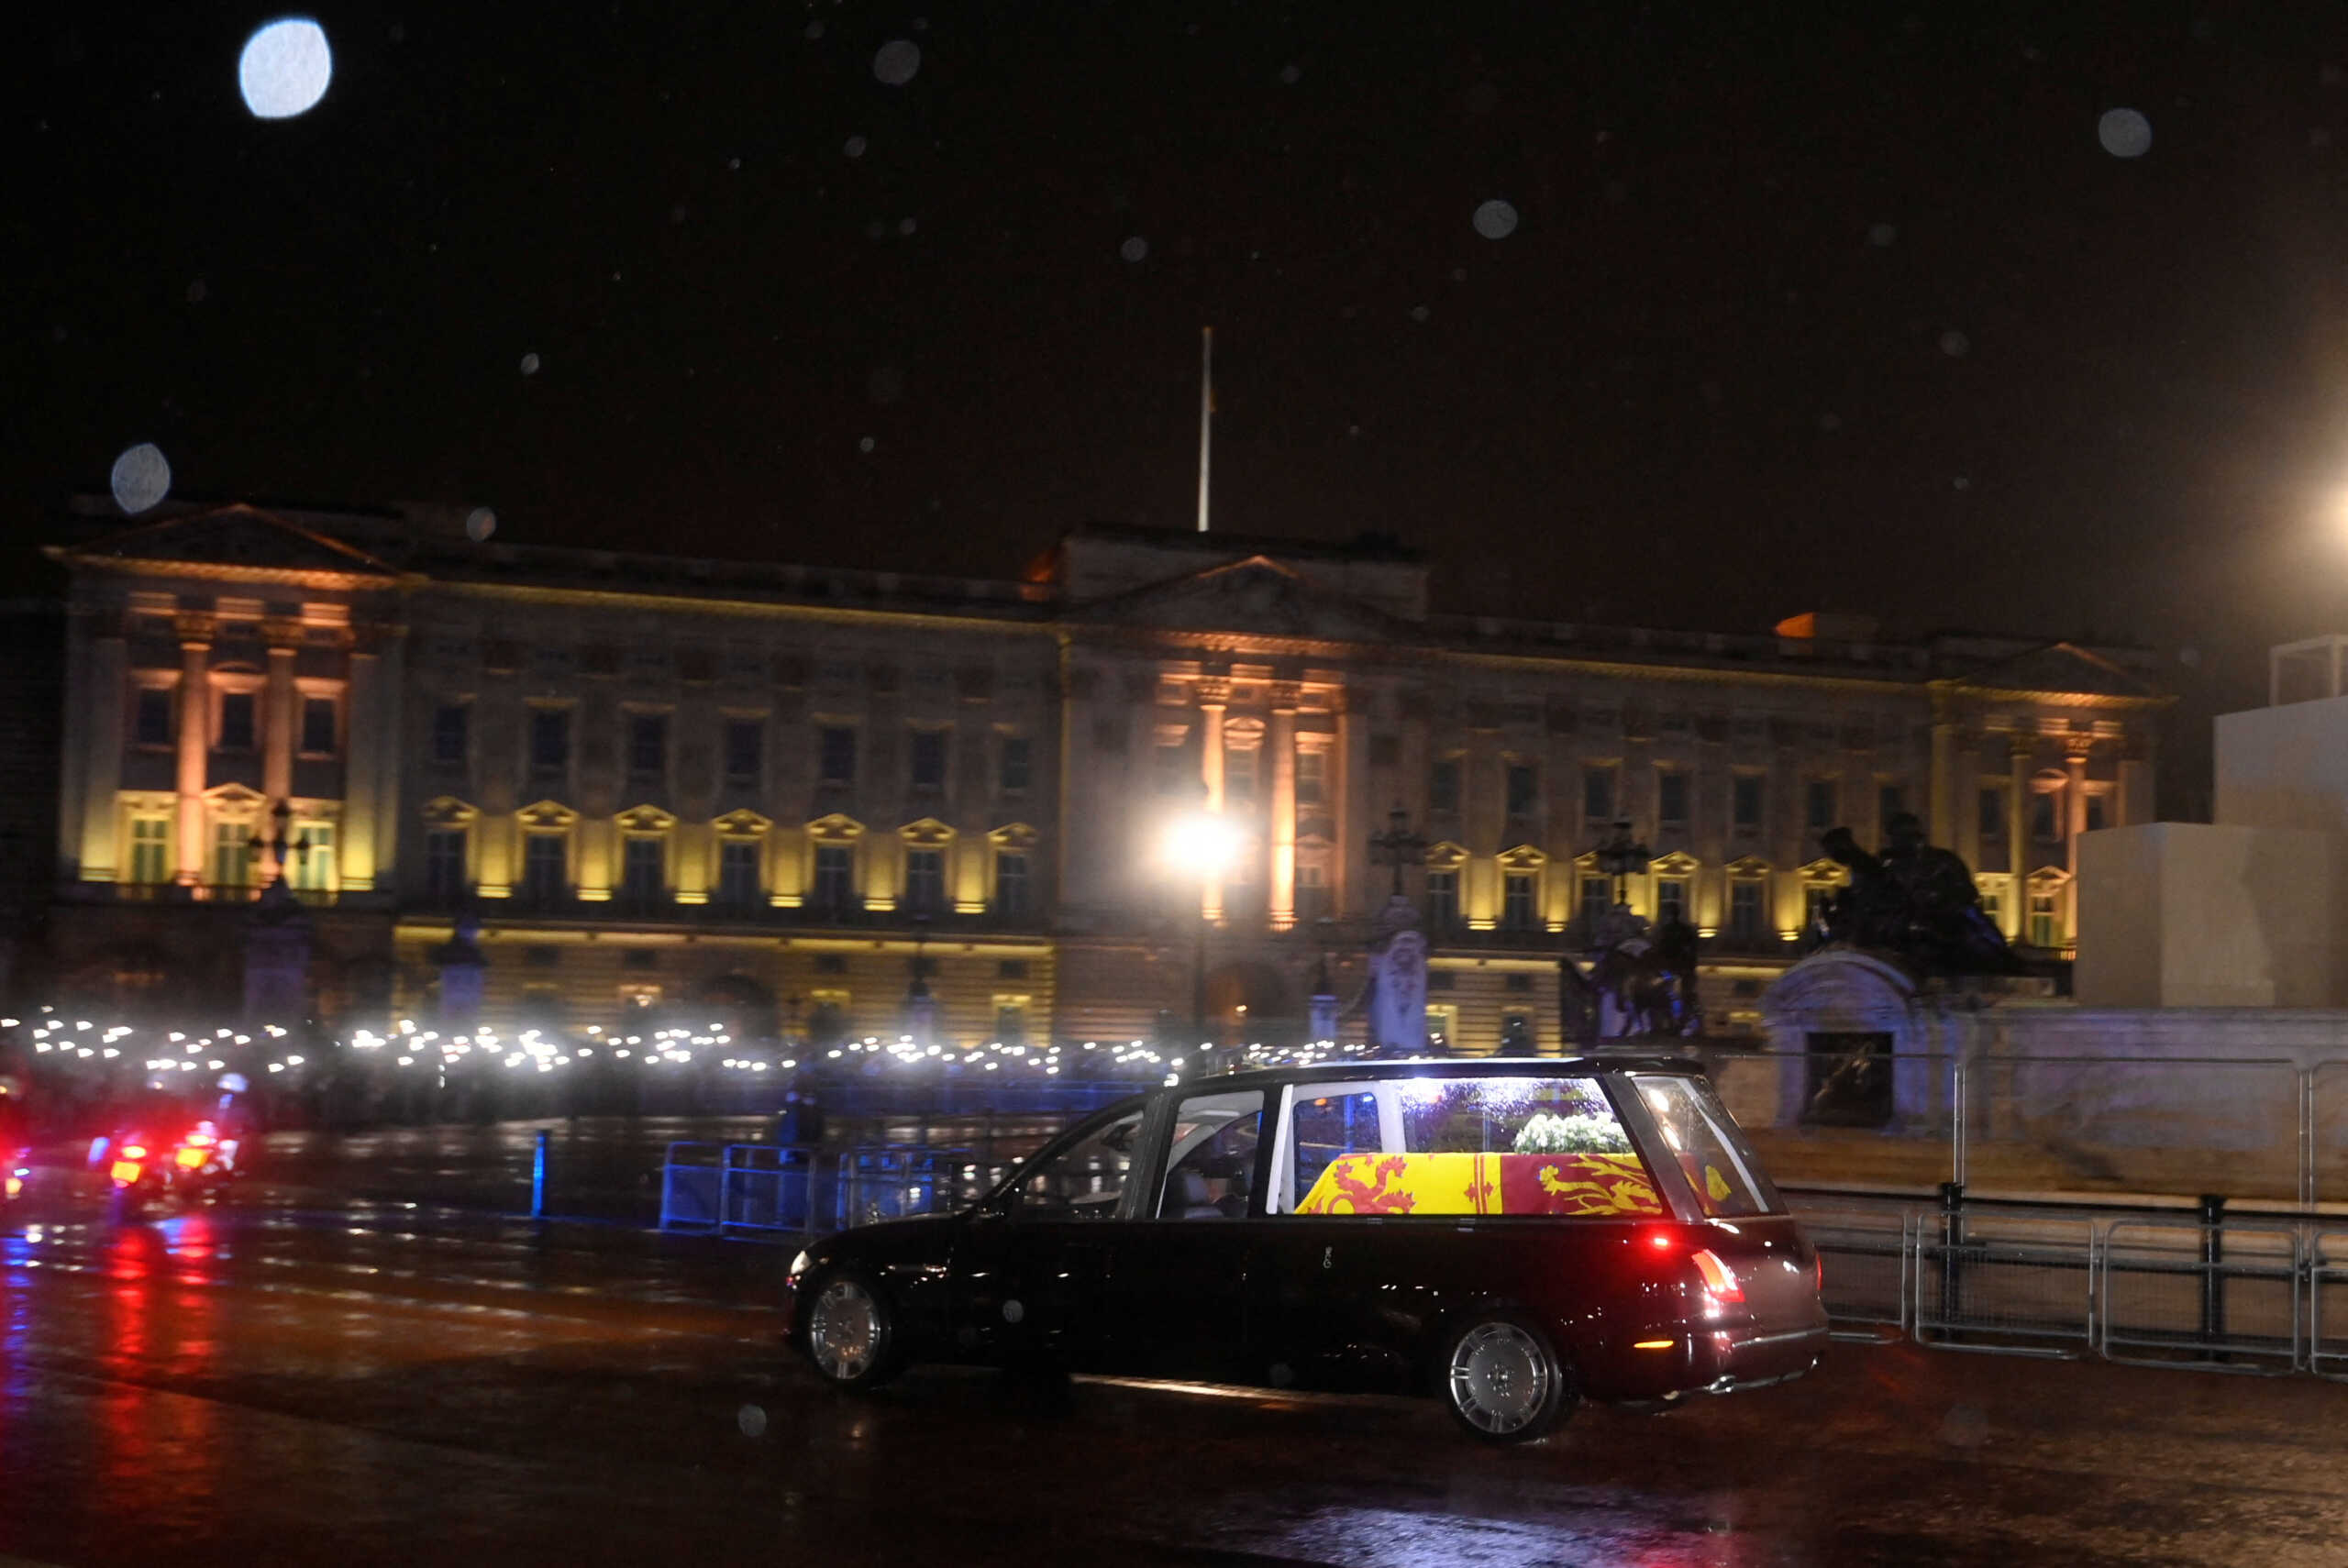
top-left (1275, 1074), bottom-right (1667, 1218)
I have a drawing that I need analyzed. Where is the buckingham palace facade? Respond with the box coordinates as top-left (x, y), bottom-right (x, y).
top-left (41, 501), bottom-right (2166, 1050)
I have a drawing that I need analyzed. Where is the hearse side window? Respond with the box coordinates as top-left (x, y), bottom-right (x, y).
top-left (1156, 1090), bottom-right (1265, 1219)
top-left (1631, 1074), bottom-right (1772, 1219)
top-left (1019, 1108), bottom-right (1145, 1220)
top-left (1285, 1089), bottom-right (1384, 1211)
top-left (1279, 1075), bottom-right (1667, 1218)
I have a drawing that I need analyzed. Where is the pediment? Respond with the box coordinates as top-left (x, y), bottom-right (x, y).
top-left (420, 795), bottom-right (477, 825)
top-left (1798, 857), bottom-right (1848, 884)
top-left (615, 803), bottom-right (677, 834)
top-left (1498, 844), bottom-right (1547, 870)
top-left (1725, 855), bottom-right (1773, 877)
top-left (808, 812), bottom-right (865, 842)
top-left (518, 799), bottom-right (578, 830)
top-left (989, 822), bottom-right (1038, 850)
top-left (1950, 642), bottom-right (2155, 701)
top-left (900, 816), bottom-right (955, 846)
top-left (1069, 555), bottom-right (1405, 643)
top-left (203, 782), bottom-right (268, 812)
top-left (714, 809), bottom-right (771, 837)
top-left (1424, 840), bottom-right (1468, 867)
top-left (1651, 851), bottom-right (1700, 876)
top-left (67, 505), bottom-right (401, 581)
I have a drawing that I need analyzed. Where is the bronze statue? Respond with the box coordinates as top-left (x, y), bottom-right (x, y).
top-left (1817, 812), bottom-right (2020, 975)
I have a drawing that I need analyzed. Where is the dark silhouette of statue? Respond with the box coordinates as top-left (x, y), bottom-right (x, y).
top-left (1817, 812), bottom-right (2021, 975)
top-left (1563, 902), bottom-right (1704, 1042)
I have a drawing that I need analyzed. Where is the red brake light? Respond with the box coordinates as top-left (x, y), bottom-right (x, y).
top-left (1815, 1253), bottom-right (1824, 1292)
top-left (1690, 1249), bottom-right (1744, 1304)
top-left (1645, 1229), bottom-right (1678, 1253)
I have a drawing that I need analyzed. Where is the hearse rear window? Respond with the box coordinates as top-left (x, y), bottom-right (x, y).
top-left (1631, 1074), bottom-right (1773, 1218)
top-left (1280, 1076), bottom-right (1664, 1219)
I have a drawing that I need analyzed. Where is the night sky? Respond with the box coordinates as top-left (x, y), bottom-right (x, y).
top-left (18, 6), bottom-right (2348, 807)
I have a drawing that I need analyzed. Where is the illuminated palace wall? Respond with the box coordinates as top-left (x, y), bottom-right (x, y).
top-left (44, 501), bottom-right (2167, 1049)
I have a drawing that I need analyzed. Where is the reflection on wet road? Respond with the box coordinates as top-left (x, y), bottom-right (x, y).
top-left (5, 1191), bottom-right (2348, 1565)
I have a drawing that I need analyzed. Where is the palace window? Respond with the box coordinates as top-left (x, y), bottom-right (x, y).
top-left (424, 828), bottom-right (468, 901)
top-left (1733, 774), bottom-right (1765, 832)
top-left (724, 720), bottom-right (763, 785)
top-left (1806, 882), bottom-right (1836, 932)
top-left (2029, 891), bottom-right (2061, 947)
top-left (818, 725), bottom-right (858, 786)
top-left (1506, 762), bottom-right (1539, 819)
top-left (627, 713), bottom-right (668, 780)
top-left (1582, 766), bottom-right (1615, 823)
top-left (995, 851), bottom-right (1030, 916)
top-left (1295, 860), bottom-right (1331, 922)
top-left (1729, 879), bottom-right (1767, 942)
top-left (216, 691), bottom-right (257, 752)
top-left (813, 844), bottom-right (854, 911)
top-left (1877, 783), bottom-right (1908, 834)
top-left (299, 696), bottom-right (338, 756)
top-left (1979, 786), bottom-right (2004, 838)
top-left (431, 703), bottom-right (469, 766)
top-left (2086, 794), bottom-right (2109, 834)
top-left (522, 834), bottom-right (567, 906)
top-left (1578, 873), bottom-right (1611, 929)
top-left (993, 999), bottom-right (1029, 1045)
top-left (211, 821), bottom-right (251, 889)
top-left (1424, 867), bottom-right (1459, 929)
top-left (1501, 870), bottom-right (1539, 932)
top-left (910, 730), bottom-right (948, 790)
top-left (1806, 779), bottom-right (1837, 833)
top-left (1430, 756), bottom-right (1461, 814)
top-left (620, 835), bottom-right (666, 910)
top-left (1657, 769), bottom-right (1689, 829)
top-left (292, 823), bottom-right (335, 892)
top-left (2032, 791), bottom-right (2060, 842)
top-left (1155, 734), bottom-right (1192, 796)
top-left (1656, 876), bottom-right (1689, 927)
top-left (1295, 747), bottom-right (1327, 807)
top-left (1224, 744), bottom-right (1258, 802)
top-left (127, 817), bottom-right (171, 886)
top-left (717, 839), bottom-right (761, 909)
top-left (133, 687), bottom-right (174, 748)
top-left (529, 709), bottom-right (570, 775)
top-left (999, 735), bottom-right (1033, 795)
top-left (903, 848), bottom-right (945, 914)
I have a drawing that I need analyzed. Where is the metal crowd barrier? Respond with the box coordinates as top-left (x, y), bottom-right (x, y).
top-left (1793, 1187), bottom-right (2340, 1376)
top-left (659, 1141), bottom-right (1017, 1236)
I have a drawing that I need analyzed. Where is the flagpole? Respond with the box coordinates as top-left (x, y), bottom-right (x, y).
top-left (1197, 326), bottom-right (1213, 534)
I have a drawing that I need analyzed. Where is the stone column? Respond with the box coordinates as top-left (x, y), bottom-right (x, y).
top-left (1928, 709), bottom-right (1957, 847)
top-left (1198, 681), bottom-right (1226, 923)
top-left (2005, 733), bottom-right (2032, 940)
top-left (75, 622), bottom-right (128, 882)
top-left (262, 620), bottom-right (300, 808)
top-left (175, 615), bottom-right (213, 886)
top-left (1268, 686), bottom-right (1299, 931)
top-left (1337, 690), bottom-right (1371, 916)
top-left (342, 638), bottom-right (382, 892)
top-left (371, 623), bottom-right (407, 893)
top-left (2066, 746), bottom-right (2089, 944)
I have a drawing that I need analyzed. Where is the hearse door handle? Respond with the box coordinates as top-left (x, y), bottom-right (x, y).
top-left (1321, 1244), bottom-right (1335, 1272)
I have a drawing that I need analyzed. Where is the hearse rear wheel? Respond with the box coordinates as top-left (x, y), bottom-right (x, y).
top-left (1440, 1312), bottom-right (1574, 1443)
top-left (803, 1269), bottom-right (903, 1392)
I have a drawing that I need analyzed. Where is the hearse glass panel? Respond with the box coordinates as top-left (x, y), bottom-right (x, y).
top-left (1017, 1106), bottom-right (1146, 1219)
top-left (1269, 1074), bottom-right (1667, 1219)
top-left (1629, 1072), bottom-right (1779, 1219)
top-left (1153, 1089), bottom-right (1266, 1219)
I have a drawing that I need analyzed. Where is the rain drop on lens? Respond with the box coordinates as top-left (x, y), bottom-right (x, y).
top-left (238, 17), bottom-right (333, 119)
top-left (845, 135), bottom-right (868, 158)
top-left (1472, 199), bottom-right (1519, 239)
top-left (737, 1404), bottom-right (768, 1438)
top-left (464, 508), bottom-right (496, 542)
top-left (110, 444), bottom-right (171, 514)
top-left (1120, 236), bottom-right (1149, 262)
top-left (2099, 107), bottom-right (2152, 158)
top-left (873, 39), bottom-right (921, 85)
top-left (519, 352), bottom-right (541, 376)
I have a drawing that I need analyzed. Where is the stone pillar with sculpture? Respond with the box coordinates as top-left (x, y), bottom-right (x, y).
top-left (1364, 807), bottom-right (1431, 1055)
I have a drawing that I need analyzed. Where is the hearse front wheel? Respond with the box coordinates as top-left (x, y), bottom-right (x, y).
top-left (803, 1269), bottom-right (903, 1392)
top-left (1440, 1312), bottom-right (1575, 1443)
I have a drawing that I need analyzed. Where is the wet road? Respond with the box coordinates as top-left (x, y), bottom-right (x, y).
top-left (4, 1187), bottom-right (2348, 1565)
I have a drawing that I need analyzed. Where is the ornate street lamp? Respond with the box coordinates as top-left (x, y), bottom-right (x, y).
top-left (1591, 819), bottom-right (1652, 908)
top-left (1368, 804), bottom-right (1429, 900)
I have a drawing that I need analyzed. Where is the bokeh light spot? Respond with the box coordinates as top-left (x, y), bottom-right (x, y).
top-left (873, 40), bottom-right (921, 85)
top-left (844, 135), bottom-right (868, 158)
top-left (2099, 108), bottom-right (2152, 158)
top-left (110, 444), bottom-right (171, 514)
top-left (519, 352), bottom-right (541, 376)
top-left (464, 508), bottom-right (497, 542)
top-left (238, 17), bottom-right (333, 120)
top-left (1472, 199), bottom-right (1519, 239)
top-left (1120, 236), bottom-right (1149, 262)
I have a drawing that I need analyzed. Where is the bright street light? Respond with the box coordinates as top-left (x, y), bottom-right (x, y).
top-left (1165, 812), bottom-right (1239, 874)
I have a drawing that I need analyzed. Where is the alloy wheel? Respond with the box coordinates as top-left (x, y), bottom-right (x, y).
top-left (809, 1277), bottom-right (882, 1382)
top-left (1447, 1320), bottom-right (1553, 1436)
